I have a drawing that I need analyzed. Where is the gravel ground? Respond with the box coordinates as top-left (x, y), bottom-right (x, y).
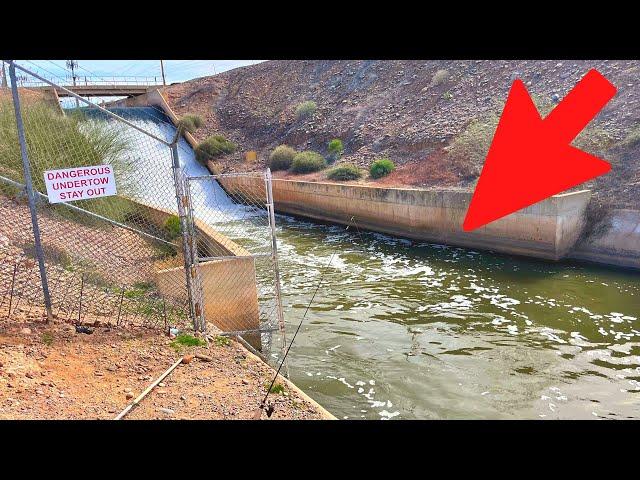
top-left (0, 306), bottom-right (329, 420)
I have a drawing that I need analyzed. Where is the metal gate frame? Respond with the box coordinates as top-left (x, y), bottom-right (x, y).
top-left (183, 169), bottom-right (287, 351)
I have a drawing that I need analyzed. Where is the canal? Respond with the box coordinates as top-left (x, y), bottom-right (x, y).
top-left (275, 215), bottom-right (639, 419)
top-left (113, 106), bottom-right (640, 420)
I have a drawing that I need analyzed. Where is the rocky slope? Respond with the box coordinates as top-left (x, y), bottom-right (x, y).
top-left (162, 60), bottom-right (640, 210)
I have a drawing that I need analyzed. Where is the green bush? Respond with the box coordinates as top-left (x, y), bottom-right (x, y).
top-left (170, 333), bottom-right (206, 351)
top-left (195, 134), bottom-right (237, 162)
top-left (295, 100), bottom-right (317, 119)
top-left (369, 158), bottom-right (395, 179)
top-left (164, 215), bottom-right (181, 240)
top-left (327, 163), bottom-right (362, 181)
top-left (177, 114), bottom-right (204, 134)
top-left (327, 138), bottom-right (343, 163)
top-left (269, 145), bottom-right (296, 171)
top-left (291, 151), bottom-right (327, 174)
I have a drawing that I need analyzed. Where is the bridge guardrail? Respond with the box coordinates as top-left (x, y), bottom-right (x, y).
top-left (16, 75), bottom-right (162, 88)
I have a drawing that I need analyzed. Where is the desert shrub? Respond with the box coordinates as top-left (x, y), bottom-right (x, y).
top-left (291, 151), bottom-right (327, 174)
top-left (269, 145), bottom-right (296, 171)
top-left (430, 69), bottom-right (450, 87)
top-left (295, 100), bottom-right (317, 119)
top-left (41, 332), bottom-right (54, 346)
top-left (0, 99), bottom-right (145, 224)
top-left (0, 100), bottom-right (129, 194)
top-left (621, 125), bottom-right (640, 148)
top-left (265, 382), bottom-right (286, 394)
top-left (170, 333), bottom-right (206, 351)
top-left (369, 158), bottom-right (395, 179)
top-left (327, 163), bottom-right (362, 181)
top-left (177, 114), bottom-right (204, 134)
top-left (445, 113), bottom-right (500, 178)
top-left (195, 134), bottom-right (236, 162)
top-left (327, 138), bottom-right (344, 163)
top-left (442, 91), bottom-right (453, 101)
top-left (164, 215), bottom-right (181, 240)
top-left (573, 126), bottom-right (616, 156)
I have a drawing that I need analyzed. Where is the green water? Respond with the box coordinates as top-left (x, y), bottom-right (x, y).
top-left (273, 215), bottom-right (640, 420)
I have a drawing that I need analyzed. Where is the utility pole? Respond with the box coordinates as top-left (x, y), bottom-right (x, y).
top-left (160, 60), bottom-right (166, 86)
top-left (66, 60), bottom-right (79, 108)
top-left (1, 61), bottom-right (7, 88)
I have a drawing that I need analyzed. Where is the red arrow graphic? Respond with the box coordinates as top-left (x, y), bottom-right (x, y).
top-left (462, 69), bottom-right (616, 232)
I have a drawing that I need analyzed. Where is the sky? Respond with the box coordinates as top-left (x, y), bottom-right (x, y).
top-left (12, 60), bottom-right (265, 84)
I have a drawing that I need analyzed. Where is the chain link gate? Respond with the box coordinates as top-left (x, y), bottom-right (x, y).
top-left (0, 61), bottom-right (199, 331)
top-left (184, 170), bottom-right (287, 358)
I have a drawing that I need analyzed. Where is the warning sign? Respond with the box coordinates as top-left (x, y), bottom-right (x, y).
top-left (43, 165), bottom-right (117, 204)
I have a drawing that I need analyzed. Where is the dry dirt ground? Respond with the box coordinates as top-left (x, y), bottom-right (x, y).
top-left (0, 305), bottom-right (327, 420)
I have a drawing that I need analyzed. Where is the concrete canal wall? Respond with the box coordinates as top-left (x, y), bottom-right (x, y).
top-left (106, 89), bottom-right (199, 149)
top-left (219, 177), bottom-right (597, 262)
top-left (569, 209), bottom-right (640, 270)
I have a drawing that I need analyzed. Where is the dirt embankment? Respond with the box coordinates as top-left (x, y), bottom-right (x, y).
top-left (162, 60), bottom-right (639, 211)
top-left (0, 306), bottom-right (327, 420)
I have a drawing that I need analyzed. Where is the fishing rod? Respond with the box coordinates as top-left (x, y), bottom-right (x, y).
top-left (256, 215), bottom-right (361, 418)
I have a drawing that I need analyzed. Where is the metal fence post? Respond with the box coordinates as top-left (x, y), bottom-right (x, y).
top-left (7, 61), bottom-right (54, 323)
top-left (184, 175), bottom-right (206, 333)
top-left (170, 142), bottom-right (201, 332)
top-left (265, 168), bottom-right (289, 377)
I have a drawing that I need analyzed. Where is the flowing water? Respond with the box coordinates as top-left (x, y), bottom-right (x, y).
top-left (107, 107), bottom-right (640, 420)
top-left (275, 218), bottom-right (639, 419)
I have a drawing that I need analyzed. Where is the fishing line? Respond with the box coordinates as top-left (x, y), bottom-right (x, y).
top-left (257, 216), bottom-right (361, 418)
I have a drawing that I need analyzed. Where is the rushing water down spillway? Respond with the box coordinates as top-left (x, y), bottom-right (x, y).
top-left (104, 107), bottom-right (639, 420)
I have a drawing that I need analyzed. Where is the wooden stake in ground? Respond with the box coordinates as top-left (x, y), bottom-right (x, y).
top-left (114, 356), bottom-right (188, 420)
top-left (6, 264), bottom-right (17, 318)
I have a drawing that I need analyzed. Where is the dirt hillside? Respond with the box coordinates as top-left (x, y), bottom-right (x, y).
top-left (162, 60), bottom-right (640, 210)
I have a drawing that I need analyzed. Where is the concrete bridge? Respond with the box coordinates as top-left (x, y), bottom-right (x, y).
top-left (17, 75), bottom-right (163, 98)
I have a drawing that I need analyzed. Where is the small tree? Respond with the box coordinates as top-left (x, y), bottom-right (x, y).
top-left (164, 215), bottom-right (181, 240)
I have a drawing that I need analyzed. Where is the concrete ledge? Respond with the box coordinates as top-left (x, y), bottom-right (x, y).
top-left (219, 177), bottom-right (592, 261)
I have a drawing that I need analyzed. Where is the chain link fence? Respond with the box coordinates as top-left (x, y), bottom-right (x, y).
top-left (0, 61), bottom-right (195, 330)
top-left (185, 171), bottom-right (286, 357)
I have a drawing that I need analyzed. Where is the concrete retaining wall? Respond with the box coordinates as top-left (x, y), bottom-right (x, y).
top-left (569, 209), bottom-right (640, 270)
top-left (219, 177), bottom-right (592, 261)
